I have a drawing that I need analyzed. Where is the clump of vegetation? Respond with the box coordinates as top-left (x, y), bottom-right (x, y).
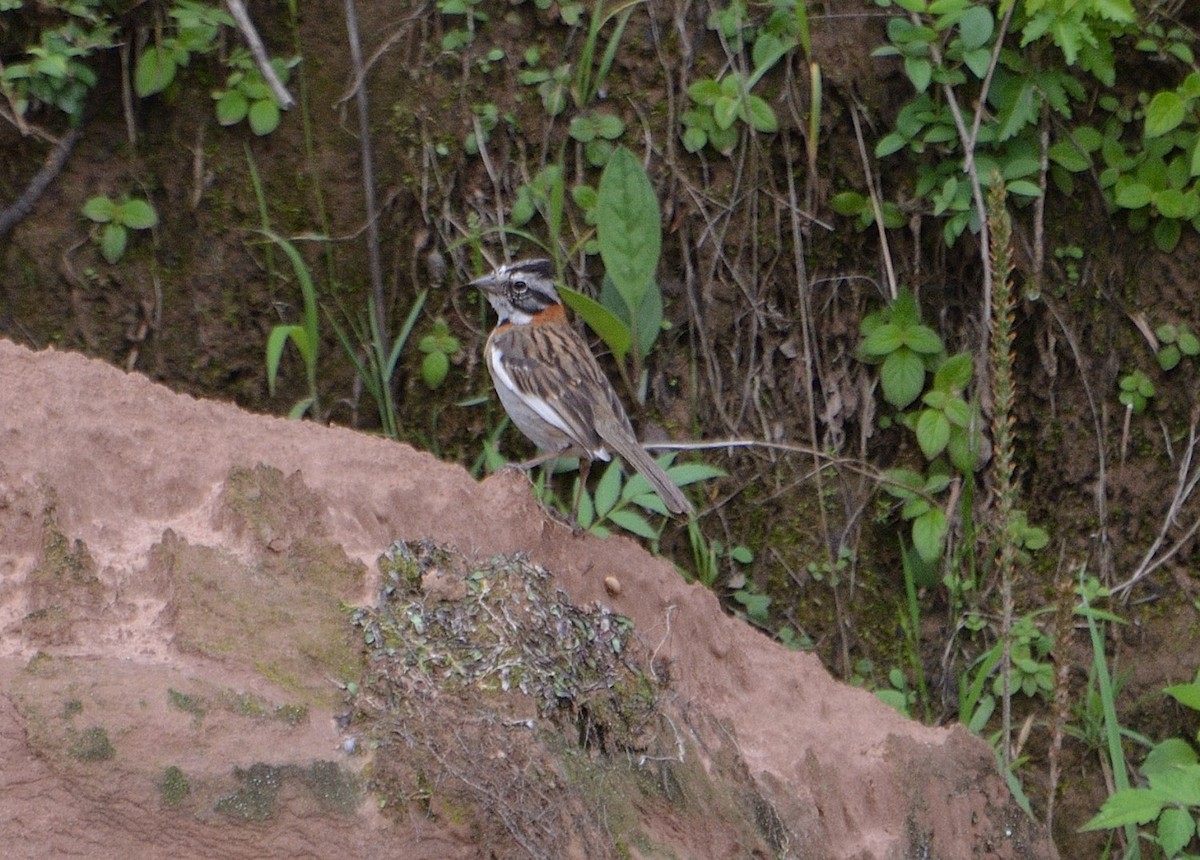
top-left (68, 725), bottom-right (114, 761)
top-left (160, 765), bottom-right (190, 806)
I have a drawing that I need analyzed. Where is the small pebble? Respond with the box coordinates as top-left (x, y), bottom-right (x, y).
top-left (603, 575), bottom-right (621, 597)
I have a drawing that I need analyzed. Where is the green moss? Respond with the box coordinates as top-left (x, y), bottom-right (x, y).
top-left (216, 762), bottom-right (281, 821)
top-left (60, 699), bottom-right (83, 718)
top-left (69, 726), bottom-right (115, 761)
top-left (168, 688), bottom-right (206, 722)
top-left (161, 765), bottom-right (191, 806)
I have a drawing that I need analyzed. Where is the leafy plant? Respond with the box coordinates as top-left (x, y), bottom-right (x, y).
top-left (264, 232), bottom-right (323, 419)
top-left (1156, 323), bottom-right (1200, 372)
top-left (1083, 671), bottom-right (1200, 858)
top-left (80, 195), bottom-right (158, 264)
top-left (857, 289), bottom-right (945, 410)
top-left (212, 49), bottom-right (299, 136)
top-left (547, 455), bottom-right (721, 539)
top-left (134, 0), bottom-right (231, 97)
top-left (557, 145), bottom-right (665, 392)
top-left (0, 2), bottom-right (116, 123)
top-left (568, 110), bottom-right (625, 167)
top-left (417, 319), bottom-right (461, 389)
top-left (1119, 370), bottom-right (1156, 414)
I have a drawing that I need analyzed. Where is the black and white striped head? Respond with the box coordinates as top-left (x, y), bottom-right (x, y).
top-left (470, 259), bottom-right (561, 325)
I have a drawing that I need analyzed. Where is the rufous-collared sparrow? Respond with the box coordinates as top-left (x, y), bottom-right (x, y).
top-left (471, 258), bottom-right (694, 517)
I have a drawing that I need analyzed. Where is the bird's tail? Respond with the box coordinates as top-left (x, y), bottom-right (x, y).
top-left (598, 427), bottom-right (694, 516)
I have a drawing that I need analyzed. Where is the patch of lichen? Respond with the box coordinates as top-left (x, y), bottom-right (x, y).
top-left (214, 760), bottom-right (361, 821)
top-left (22, 501), bottom-right (105, 643)
top-left (349, 540), bottom-right (787, 857)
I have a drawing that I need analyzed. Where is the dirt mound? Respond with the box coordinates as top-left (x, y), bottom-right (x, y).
top-left (0, 339), bottom-right (1055, 858)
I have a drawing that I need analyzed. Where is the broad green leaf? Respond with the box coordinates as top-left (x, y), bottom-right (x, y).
top-left (1144, 91), bottom-right (1187, 139)
top-left (100, 223), bottom-right (127, 264)
top-left (904, 324), bottom-right (944, 354)
top-left (831, 191), bottom-right (867, 216)
top-left (596, 147), bottom-right (661, 314)
top-left (943, 397), bottom-right (973, 428)
top-left (1154, 217), bottom-right (1182, 253)
top-left (934, 353), bottom-right (973, 390)
top-left (947, 425), bottom-right (979, 473)
top-left (1166, 682), bottom-right (1200, 711)
top-left (881, 347), bottom-right (926, 409)
top-left (1048, 140), bottom-right (1090, 172)
top-left (883, 467), bottom-right (925, 497)
top-left (1080, 788), bottom-right (1165, 830)
top-left (1144, 739), bottom-right (1200, 774)
top-left (917, 409), bottom-right (951, 460)
top-left (745, 95), bottom-right (778, 132)
top-left (904, 56), bottom-right (932, 92)
top-left (912, 508), bottom-right (947, 563)
top-left (861, 323), bottom-right (905, 356)
top-left (1114, 180), bottom-right (1152, 209)
top-left (558, 283), bottom-right (632, 362)
top-left (1148, 764), bottom-right (1200, 807)
top-left (1180, 330), bottom-right (1200, 355)
top-left (955, 5), bottom-right (993, 50)
top-left (248, 99), bottom-right (281, 136)
top-left (215, 90), bottom-right (248, 126)
top-left (421, 351), bottom-right (449, 388)
top-left (120, 199), bottom-right (158, 230)
top-left (713, 95), bottom-right (739, 130)
top-left (1157, 806), bottom-right (1194, 859)
top-left (81, 196), bottom-right (117, 223)
top-left (592, 460), bottom-right (622, 517)
top-left (687, 79), bottom-right (722, 105)
top-left (134, 47), bottom-right (176, 97)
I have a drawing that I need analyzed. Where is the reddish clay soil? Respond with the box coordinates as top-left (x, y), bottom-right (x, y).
top-left (0, 339), bottom-right (1055, 858)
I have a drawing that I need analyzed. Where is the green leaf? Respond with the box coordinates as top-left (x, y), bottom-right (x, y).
top-left (134, 47), bottom-right (177, 97)
top-left (904, 324), bottom-right (944, 354)
top-left (558, 284), bottom-right (632, 362)
top-left (266, 324), bottom-right (304, 395)
top-left (81, 196), bottom-right (117, 223)
top-left (248, 98), bottom-right (281, 135)
top-left (1144, 739), bottom-right (1200, 774)
top-left (596, 146), bottom-right (661, 315)
top-left (1048, 140), bottom-right (1090, 172)
top-left (1144, 91), bottom-right (1188, 139)
top-left (916, 409), bottom-right (951, 460)
top-left (1114, 180), bottom-right (1153, 209)
top-left (1165, 682), bottom-right (1200, 711)
top-left (592, 460), bottom-right (622, 517)
top-left (947, 425), bottom-right (979, 473)
top-left (1080, 788), bottom-right (1165, 830)
top-left (881, 347), bottom-right (926, 409)
top-left (687, 79), bottom-right (722, 105)
top-left (955, 5), bottom-right (993, 50)
top-left (1157, 806), bottom-right (1195, 859)
top-left (943, 397), bottom-right (973, 428)
top-left (745, 94), bottom-right (778, 132)
top-left (1148, 764), bottom-right (1200, 807)
top-left (100, 223), bottom-right (127, 264)
top-left (1179, 330), bottom-right (1200, 356)
top-left (1154, 217), bottom-right (1182, 253)
top-left (120, 199), bottom-right (158, 230)
top-left (606, 508), bottom-right (660, 539)
top-left (666, 462), bottom-right (726, 487)
top-left (1159, 344), bottom-right (1182, 371)
top-left (831, 191), bottom-right (867, 216)
top-left (862, 323), bottom-right (905, 356)
top-left (934, 352), bottom-right (973, 390)
top-left (215, 90), bottom-right (249, 126)
top-left (421, 351), bottom-right (449, 388)
top-left (912, 508), bottom-right (947, 563)
top-left (713, 95), bottom-right (739, 130)
top-left (904, 56), bottom-right (932, 93)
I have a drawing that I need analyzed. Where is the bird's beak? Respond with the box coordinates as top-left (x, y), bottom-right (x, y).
top-left (468, 273), bottom-right (500, 294)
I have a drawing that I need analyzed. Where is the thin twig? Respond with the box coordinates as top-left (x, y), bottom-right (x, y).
top-left (225, 0), bottom-right (295, 109)
top-left (0, 127), bottom-right (81, 237)
top-left (342, 0), bottom-right (386, 336)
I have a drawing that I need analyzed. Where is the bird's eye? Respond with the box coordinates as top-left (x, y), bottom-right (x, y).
top-left (512, 280), bottom-right (528, 294)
